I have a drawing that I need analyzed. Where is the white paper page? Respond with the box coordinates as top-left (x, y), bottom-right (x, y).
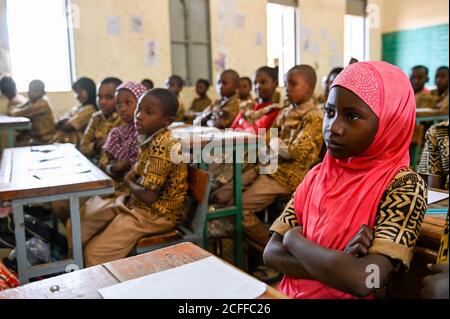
top-left (428, 190), bottom-right (449, 205)
top-left (98, 256), bottom-right (267, 299)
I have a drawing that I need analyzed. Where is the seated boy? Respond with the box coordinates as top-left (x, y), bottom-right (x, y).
top-left (0, 76), bottom-right (27, 115)
top-left (238, 76), bottom-right (254, 104)
top-left (10, 80), bottom-right (56, 146)
top-left (71, 88), bottom-right (188, 266)
top-left (165, 75), bottom-right (186, 121)
top-left (410, 65), bottom-right (435, 109)
top-left (194, 69), bottom-right (241, 129)
top-left (430, 66), bottom-right (449, 112)
top-left (187, 79), bottom-right (212, 117)
top-left (211, 65), bottom-right (324, 247)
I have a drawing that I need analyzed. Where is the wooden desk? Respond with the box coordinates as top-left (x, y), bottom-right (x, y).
top-left (0, 242), bottom-right (287, 299)
top-left (0, 115), bottom-right (31, 149)
top-left (0, 143), bottom-right (114, 284)
top-left (416, 108), bottom-right (448, 124)
top-left (171, 126), bottom-right (259, 269)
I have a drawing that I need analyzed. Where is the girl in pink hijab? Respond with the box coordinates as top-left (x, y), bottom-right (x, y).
top-left (264, 61), bottom-right (428, 299)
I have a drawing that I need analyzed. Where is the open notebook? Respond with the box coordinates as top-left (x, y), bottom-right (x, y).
top-left (98, 256), bottom-right (267, 299)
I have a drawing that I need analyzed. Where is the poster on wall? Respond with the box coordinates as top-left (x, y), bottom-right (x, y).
top-left (214, 52), bottom-right (226, 73)
top-left (131, 15), bottom-right (143, 34)
top-left (107, 16), bottom-right (121, 36)
top-left (144, 40), bottom-right (159, 67)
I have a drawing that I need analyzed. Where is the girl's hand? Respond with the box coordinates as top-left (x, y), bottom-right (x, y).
top-left (344, 224), bottom-right (374, 257)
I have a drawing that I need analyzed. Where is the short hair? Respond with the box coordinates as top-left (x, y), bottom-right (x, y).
top-left (240, 76), bottom-right (252, 86)
top-left (168, 75), bottom-right (184, 88)
top-left (144, 88), bottom-right (179, 117)
top-left (141, 79), bottom-right (154, 89)
top-left (288, 65), bottom-right (317, 90)
top-left (222, 69), bottom-right (240, 86)
top-left (29, 79), bottom-right (45, 92)
top-left (102, 77), bottom-right (123, 88)
top-left (196, 78), bottom-right (210, 88)
top-left (436, 66), bottom-right (449, 74)
top-left (0, 76), bottom-right (17, 98)
top-left (256, 66), bottom-right (278, 82)
top-left (412, 65), bottom-right (429, 75)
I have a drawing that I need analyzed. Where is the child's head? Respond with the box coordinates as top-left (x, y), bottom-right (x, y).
top-left (253, 66), bottom-right (278, 103)
top-left (195, 79), bottom-right (210, 97)
top-left (238, 77), bottom-right (252, 100)
top-left (135, 88), bottom-right (178, 136)
top-left (28, 80), bottom-right (46, 102)
top-left (0, 76), bottom-right (18, 100)
top-left (323, 61), bottom-right (415, 161)
top-left (324, 67), bottom-right (344, 99)
top-left (409, 65), bottom-right (429, 93)
top-left (285, 65), bottom-right (317, 105)
top-left (116, 81), bottom-right (148, 124)
top-left (72, 77), bottom-right (97, 107)
top-left (98, 77), bottom-right (122, 117)
top-left (165, 75), bottom-right (184, 96)
top-left (435, 66), bottom-right (449, 95)
top-left (141, 79), bottom-right (154, 91)
top-left (218, 69), bottom-right (240, 98)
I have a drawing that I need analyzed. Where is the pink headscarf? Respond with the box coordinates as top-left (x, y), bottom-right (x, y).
top-left (279, 61), bottom-right (416, 299)
top-left (116, 81), bottom-right (148, 101)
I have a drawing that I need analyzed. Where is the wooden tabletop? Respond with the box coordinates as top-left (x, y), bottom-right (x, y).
top-left (416, 108), bottom-right (448, 117)
top-left (0, 143), bottom-right (114, 201)
top-left (0, 115), bottom-right (31, 127)
top-left (0, 242), bottom-right (288, 299)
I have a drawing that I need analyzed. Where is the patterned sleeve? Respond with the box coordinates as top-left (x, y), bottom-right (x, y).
top-left (138, 135), bottom-right (175, 192)
top-left (287, 111), bottom-right (324, 162)
top-left (368, 170), bottom-right (428, 271)
top-left (10, 100), bottom-right (48, 118)
top-left (67, 105), bottom-right (95, 132)
top-left (418, 125), bottom-right (441, 177)
top-left (269, 195), bottom-right (299, 236)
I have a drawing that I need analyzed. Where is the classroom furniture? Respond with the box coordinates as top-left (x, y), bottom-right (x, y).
top-left (0, 115), bottom-right (31, 149)
top-left (415, 108), bottom-right (448, 125)
top-left (386, 190), bottom-right (448, 299)
top-left (0, 143), bottom-right (114, 284)
top-left (0, 242), bottom-right (287, 299)
top-left (132, 166), bottom-right (211, 254)
top-left (170, 125), bottom-right (258, 269)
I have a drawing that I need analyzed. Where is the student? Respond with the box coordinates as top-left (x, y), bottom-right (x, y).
top-left (317, 67), bottom-right (344, 106)
top-left (232, 66), bottom-right (283, 132)
top-left (0, 76), bottom-right (27, 115)
top-left (190, 79), bottom-right (212, 113)
top-left (238, 76), bottom-right (254, 103)
top-left (418, 120), bottom-right (449, 190)
top-left (410, 65), bottom-right (435, 108)
top-left (80, 77), bottom-right (123, 163)
top-left (194, 69), bottom-right (241, 129)
top-left (99, 81), bottom-right (147, 180)
top-left (72, 89), bottom-right (188, 266)
top-left (430, 66), bottom-right (449, 112)
top-left (263, 61), bottom-right (427, 299)
top-left (422, 213), bottom-right (449, 299)
top-left (165, 75), bottom-right (185, 121)
top-left (141, 79), bottom-right (154, 91)
top-left (51, 77), bottom-right (97, 148)
top-left (10, 79), bottom-right (56, 146)
top-left (212, 65), bottom-right (324, 247)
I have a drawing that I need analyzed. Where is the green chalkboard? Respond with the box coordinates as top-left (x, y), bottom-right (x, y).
top-left (382, 24), bottom-right (449, 89)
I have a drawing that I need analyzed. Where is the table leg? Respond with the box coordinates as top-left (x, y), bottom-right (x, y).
top-left (12, 203), bottom-right (28, 284)
top-left (233, 144), bottom-right (244, 269)
top-left (69, 196), bottom-right (84, 269)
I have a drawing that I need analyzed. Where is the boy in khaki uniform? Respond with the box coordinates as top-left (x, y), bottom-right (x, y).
top-left (212, 65), bottom-right (324, 247)
top-left (70, 88), bottom-right (188, 266)
top-left (194, 69), bottom-right (241, 129)
top-left (409, 65), bottom-right (435, 108)
top-left (10, 80), bottom-right (56, 146)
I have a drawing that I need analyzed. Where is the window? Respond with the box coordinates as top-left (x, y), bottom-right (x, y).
top-left (266, 1), bottom-right (299, 84)
top-left (6, 0), bottom-right (75, 92)
top-left (169, 0), bottom-right (212, 85)
top-left (344, 0), bottom-right (368, 64)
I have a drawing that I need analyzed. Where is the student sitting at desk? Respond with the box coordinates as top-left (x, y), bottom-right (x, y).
top-left (165, 75), bottom-right (185, 122)
top-left (98, 81), bottom-right (147, 182)
top-left (71, 89), bottom-right (188, 266)
top-left (194, 69), bottom-right (241, 129)
top-left (80, 77), bottom-right (123, 164)
top-left (263, 61), bottom-right (427, 299)
top-left (10, 79), bottom-right (56, 146)
top-left (430, 66), bottom-right (449, 112)
top-left (418, 120), bottom-right (449, 190)
top-left (0, 76), bottom-right (27, 115)
top-left (410, 65), bottom-right (435, 109)
top-left (51, 77), bottom-right (97, 148)
top-left (212, 65), bottom-right (324, 248)
top-left (185, 79), bottom-right (212, 121)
